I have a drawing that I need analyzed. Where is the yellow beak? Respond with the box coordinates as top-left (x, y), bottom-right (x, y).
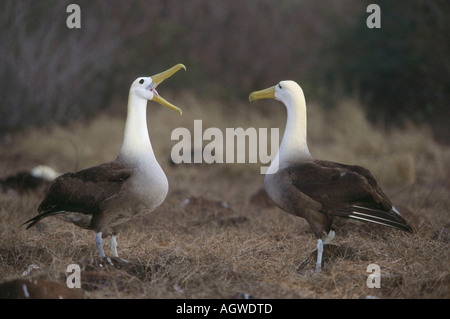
top-left (152, 94), bottom-right (182, 115)
top-left (151, 64), bottom-right (186, 115)
top-left (248, 85), bottom-right (276, 102)
top-left (152, 63), bottom-right (186, 85)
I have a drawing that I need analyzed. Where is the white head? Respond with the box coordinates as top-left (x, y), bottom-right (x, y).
top-left (274, 80), bottom-right (304, 106)
top-left (129, 64), bottom-right (186, 115)
top-left (249, 80), bottom-right (311, 166)
top-left (249, 80), bottom-right (305, 111)
top-left (130, 76), bottom-right (159, 101)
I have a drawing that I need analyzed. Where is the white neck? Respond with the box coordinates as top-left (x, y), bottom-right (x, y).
top-left (117, 92), bottom-right (156, 164)
top-left (269, 92), bottom-right (312, 173)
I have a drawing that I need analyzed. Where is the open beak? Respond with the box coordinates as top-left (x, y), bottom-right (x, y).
top-left (248, 85), bottom-right (276, 102)
top-left (150, 64), bottom-right (186, 115)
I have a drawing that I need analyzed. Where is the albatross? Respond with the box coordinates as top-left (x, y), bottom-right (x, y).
top-left (249, 80), bottom-right (412, 272)
top-left (23, 64), bottom-right (186, 260)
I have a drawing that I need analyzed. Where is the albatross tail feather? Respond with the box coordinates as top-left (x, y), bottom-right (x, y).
top-left (332, 205), bottom-right (413, 233)
top-left (22, 211), bottom-right (63, 229)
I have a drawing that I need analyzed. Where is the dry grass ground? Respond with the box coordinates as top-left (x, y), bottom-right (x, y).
top-left (0, 91), bottom-right (449, 299)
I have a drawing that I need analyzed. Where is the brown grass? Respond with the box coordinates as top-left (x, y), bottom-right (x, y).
top-left (0, 91), bottom-right (449, 299)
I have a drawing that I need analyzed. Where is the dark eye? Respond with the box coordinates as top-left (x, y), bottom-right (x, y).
top-left (278, 83), bottom-right (282, 89)
top-left (139, 79), bottom-right (144, 84)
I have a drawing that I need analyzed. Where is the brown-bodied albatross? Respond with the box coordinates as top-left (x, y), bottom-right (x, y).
top-left (249, 80), bottom-right (412, 272)
top-left (23, 64), bottom-right (186, 260)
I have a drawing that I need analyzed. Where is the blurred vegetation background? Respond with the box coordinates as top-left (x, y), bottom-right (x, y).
top-left (1, 0), bottom-right (449, 142)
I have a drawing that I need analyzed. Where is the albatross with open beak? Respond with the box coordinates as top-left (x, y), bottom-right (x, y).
top-left (23, 64), bottom-right (186, 261)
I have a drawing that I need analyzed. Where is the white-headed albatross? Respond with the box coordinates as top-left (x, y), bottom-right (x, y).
top-left (23, 64), bottom-right (186, 261)
top-left (249, 80), bottom-right (412, 272)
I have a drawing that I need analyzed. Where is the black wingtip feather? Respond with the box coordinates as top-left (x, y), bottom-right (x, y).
top-left (21, 216), bottom-right (41, 229)
top-left (22, 210), bottom-right (62, 230)
top-left (330, 205), bottom-right (413, 233)
top-left (349, 206), bottom-right (413, 233)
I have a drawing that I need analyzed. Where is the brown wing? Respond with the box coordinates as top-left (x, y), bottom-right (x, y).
top-left (287, 160), bottom-right (392, 212)
top-left (286, 160), bottom-right (412, 232)
top-left (23, 161), bottom-right (132, 229)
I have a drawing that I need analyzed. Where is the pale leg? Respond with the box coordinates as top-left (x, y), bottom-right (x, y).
top-left (315, 231), bottom-right (335, 272)
top-left (110, 235), bottom-right (119, 257)
top-left (297, 230), bottom-right (336, 272)
top-left (315, 239), bottom-right (324, 272)
top-left (95, 232), bottom-right (106, 258)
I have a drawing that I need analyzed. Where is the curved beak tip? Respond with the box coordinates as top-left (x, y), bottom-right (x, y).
top-left (150, 64), bottom-right (187, 114)
top-left (248, 86), bottom-right (276, 103)
top-left (152, 63), bottom-right (187, 85)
